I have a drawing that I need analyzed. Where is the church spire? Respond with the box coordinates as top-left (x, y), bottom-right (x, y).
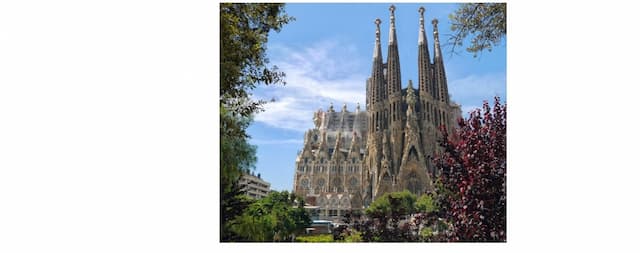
top-left (418, 6), bottom-right (432, 96)
top-left (373, 18), bottom-right (382, 59)
top-left (369, 18), bottom-right (384, 107)
top-left (387, 4), bottom-right (402, 97)
top-left (432, 18), bottom-right (450, 104)
top-left (432, 18), bottom-right (442, 64)
top-left (388, 4), bottom-right (397, 45)
top-left (418, 7), bottom-right (428, 47)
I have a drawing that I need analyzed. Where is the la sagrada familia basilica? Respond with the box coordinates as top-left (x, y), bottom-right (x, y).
top-left (292, 5), bottom-right (462, 221)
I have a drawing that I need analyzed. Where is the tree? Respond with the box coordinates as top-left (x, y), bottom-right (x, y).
top-left (220, 178), bottom-right (255, 241)
top-left (448, 3), bottom-right (506, 57)
top-left (229, 191), bottom-right (311, 242)
top-left (415, 193), bottom-right (437, 214)
top-left (219, 3), bottom-right (293, 241)
top-left (362, 191), bottom-right (418, 242)
top-left (433, 97), bottom-right (506, 242)
top-left (220, 3), bottom-right (293, 118)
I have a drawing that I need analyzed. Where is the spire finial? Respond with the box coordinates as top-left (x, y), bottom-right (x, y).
top-left (432, 19), bottom-right (441, 45)
top-left (418, 7), bottom-right (427, 44)
top-left (373, 18), bottom-right (382, 58)
top-left (388, 5), bottom-right (397, 44)
top-left (432, 18), bottom-right (439, 36)
top-left (375, 18), bottom-right (381, 41)
top-left (389, 5), bottom-right (396, 22)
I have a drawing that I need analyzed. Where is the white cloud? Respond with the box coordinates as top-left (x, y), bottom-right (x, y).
top-left (253, 40), bottom-right (368, 132)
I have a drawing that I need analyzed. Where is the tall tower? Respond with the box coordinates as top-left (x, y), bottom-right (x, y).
top-left (386, 5), bottom-right (404, 179)
top-left (364, 18), bottom-right (385, 205)
top-left (417, 7), bottom-right (438, 169)
top-left (432, 18), bottom-right (452, 132)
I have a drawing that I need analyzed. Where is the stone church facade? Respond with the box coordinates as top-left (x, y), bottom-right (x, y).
top-left (292, 5), bottom-right (461, 220)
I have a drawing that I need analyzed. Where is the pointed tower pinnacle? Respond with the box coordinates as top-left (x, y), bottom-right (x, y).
top-left (418, 7), bottom-right (427, 45)
top-left (386, 4), bottom-right (402, 97)
top-left (432, 18), bottom-right (442, 62)
top-left (389, 5), bottom-right (397, 45)
top-left (432, 18), bottom-right (450, 104)
top-left (418, 6), bottom-right (432, 96)
top-left (370, 18), bottom-right (384, 106)
top-left (373, 18), bottom-right (382, 59)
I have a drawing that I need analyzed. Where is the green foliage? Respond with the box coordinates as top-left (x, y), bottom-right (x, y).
top-left (220, 3), bottom-right (293, 117)
top-left (229, 191), bottom-right (312, 242)
top-left (344, 231), bottom-right (362, 242)
top-left (360, 191), bottom-right (420, 242)
top-left (420, 227), bottom-right (433, 238)
top-left (365, 190), bottom-right (416, 220)
top-left (448, 3), bottom-right (506, 57)
top-left (220, 179), bottom-right (255, 241)
top-left (295, 234), bottom-right (334, 242)
top-left (220, 107), bottom-right (256, 193)
top-left (220, 107), bottom-right (258, 241)
top-left (415, 194), bottom-right (437, 214)
top-left (219, 3), bottom-right (293, 241)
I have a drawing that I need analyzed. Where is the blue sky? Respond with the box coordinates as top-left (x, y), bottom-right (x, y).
top-left (246, 3), bottom-right (506, 191)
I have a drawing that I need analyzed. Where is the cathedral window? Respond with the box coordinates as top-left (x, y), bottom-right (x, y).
top-left (301, 178), bottom-right (309, 189)
top-left (349, 177), bottom-right (358, 187)
top-left (316, 178), bottom-right (325, 190)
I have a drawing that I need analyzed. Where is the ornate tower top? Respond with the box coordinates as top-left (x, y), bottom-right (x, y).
top-left (342, 103), bottom-right (347, 112)
top-left (389, 5), bottom-right (397, 44)
top-left (373, 18), bottom-right (382, 58)
top-left (418, 7), bottom-right (426, 44)
top-left (432, 18), bottom-right (439, 38)
top-left (432, 18), bottom-right (442, 61)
